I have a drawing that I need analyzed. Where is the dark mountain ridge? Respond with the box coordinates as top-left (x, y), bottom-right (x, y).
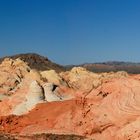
top-left (0, 53), bottom-right (65, 72)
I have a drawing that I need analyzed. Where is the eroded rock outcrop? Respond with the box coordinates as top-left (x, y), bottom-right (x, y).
top-left (13, 81), bottom-right (45, 115)
top-left (0, 58), bottom-right (30, 94)
top-left (60, 67), bottom-right (102, 93)
top-left (60, 67), bottom-right (128, 94)
top-left (43, 83), bottom-right (73, 102)
top-left (40, 70), bottom-right (65, 85)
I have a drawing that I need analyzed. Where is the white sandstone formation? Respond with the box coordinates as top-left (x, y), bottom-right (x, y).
top-left (43, 83), bottom-right (63, 102)
top-left (13, 81), bottom-right (44, 115)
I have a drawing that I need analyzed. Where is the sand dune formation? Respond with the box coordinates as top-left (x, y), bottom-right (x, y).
top-left (0, 54), bottom-right (140, 140)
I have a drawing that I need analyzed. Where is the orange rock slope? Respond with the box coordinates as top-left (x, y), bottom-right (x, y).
top-left (0, 58), bottom-right (140, 140)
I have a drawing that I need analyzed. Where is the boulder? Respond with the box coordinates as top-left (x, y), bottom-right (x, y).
top-left (40, 70), bottom-right (66, 85)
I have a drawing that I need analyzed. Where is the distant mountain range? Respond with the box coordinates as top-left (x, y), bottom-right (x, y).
top-left (1, 53), bottom-right (140, 73)
top-left (66, 61), bottom-right (140, 73)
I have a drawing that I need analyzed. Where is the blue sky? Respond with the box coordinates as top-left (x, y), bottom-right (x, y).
top-left (0, 0), bottom-right (140, 64)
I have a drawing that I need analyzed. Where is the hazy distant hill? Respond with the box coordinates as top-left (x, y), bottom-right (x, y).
top-left (66, 61), bottom-right (140, 74)
top-left (0, 53), bottom-right (65, 72)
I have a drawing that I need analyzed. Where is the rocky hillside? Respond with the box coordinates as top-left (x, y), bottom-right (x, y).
top-left (0, 53), bottom-right (65, 72)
